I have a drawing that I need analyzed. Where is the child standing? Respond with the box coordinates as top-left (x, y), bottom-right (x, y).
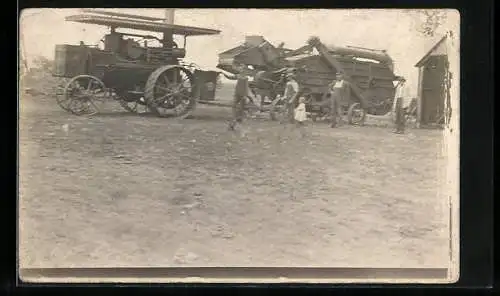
top-left (294, 97), bottom-right (308, 138)
top-left (294, 97), bottom-right (307, 125)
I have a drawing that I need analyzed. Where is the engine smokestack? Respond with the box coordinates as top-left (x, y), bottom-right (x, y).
top-left (164, 9), bottom-right (175, 24)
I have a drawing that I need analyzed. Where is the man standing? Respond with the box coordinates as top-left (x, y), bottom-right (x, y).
top-left (220, 68), bottom-right (255, 131)
top-left (283, 69), bottom-right (300, 123)
top-left (393, 78), bottom-right (407, 134)
top-left (254, 70), bottom-right (268, 112)
top-left (329, 72), bottom-right (349, 128)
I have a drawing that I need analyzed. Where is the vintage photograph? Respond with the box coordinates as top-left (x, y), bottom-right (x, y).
top-left (18, 8), bottom-right (460, 283)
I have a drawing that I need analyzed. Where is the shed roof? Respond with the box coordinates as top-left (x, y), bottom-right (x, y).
top-left (65, 13), bottom-right (221, 37)
top-left (414, 35), bottom-right (447, 67)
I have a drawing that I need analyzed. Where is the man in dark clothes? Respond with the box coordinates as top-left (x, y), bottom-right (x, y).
top-left (220, 69), bottom-right (255, 130)
top-left (394, 96), bottom-right (406, 134)
top-left (254, 70), bottom-right (270, 112)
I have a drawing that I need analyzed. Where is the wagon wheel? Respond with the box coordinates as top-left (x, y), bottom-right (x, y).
top-left (242, 96), bottom-right (260, 118)
top-left (55, 78), bottom-right (72, 111)
top-left (251, 87), bottom-right (276, 112)
top-left (144, 65), bottom-right (197, 118)
top-left (347, 102), bottom-right (366, 126)
top-left (62, 75), bottom-right (108, 116)
top-left (269, 96), bottom-right (289, 123)
top-left (361, 87), bottom-right (395, 116)
top-left (404, 106), bottom-right (418, 127)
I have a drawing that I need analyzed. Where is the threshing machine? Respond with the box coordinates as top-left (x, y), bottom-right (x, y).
top-left (217, 36), bottom-right (404, 124)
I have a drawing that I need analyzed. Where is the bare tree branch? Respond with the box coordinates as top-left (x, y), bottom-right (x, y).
top-left (406, 9), bottom-right (448, 37)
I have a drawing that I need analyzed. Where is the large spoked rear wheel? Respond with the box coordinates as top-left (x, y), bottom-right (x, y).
top-left (144, 65), bottom-right (197, 118)
top-left (61, 75), bottom-right (108, 116)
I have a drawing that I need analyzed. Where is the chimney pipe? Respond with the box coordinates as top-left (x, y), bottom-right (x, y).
top-left (164, 9), bottom-right (175, 24)
top-left (162, 9), bottom-right (175, 47)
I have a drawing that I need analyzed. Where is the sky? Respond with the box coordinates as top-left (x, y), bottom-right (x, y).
top-left (19, 9), bottom-right (459, 97)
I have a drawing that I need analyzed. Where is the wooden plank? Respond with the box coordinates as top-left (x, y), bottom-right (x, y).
top-left (313, 42), bottom-right (368, 106)
top-left (66, 14), bottom-right (221, 36)
top-left (101, 62), bottom-right (160, 70)
top-left (81, 9), bottom-right (166, 21)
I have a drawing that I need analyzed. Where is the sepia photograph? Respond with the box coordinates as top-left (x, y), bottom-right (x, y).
top-left (18, 8), bottom-right (460, 283)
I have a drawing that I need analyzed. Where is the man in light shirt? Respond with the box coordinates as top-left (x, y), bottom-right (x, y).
top-left (393, 77), bottom-right (407, 134)
top-left (329, 72), bottom-right (349, 128)
top-left (283, 69), bottom-right (300, 123)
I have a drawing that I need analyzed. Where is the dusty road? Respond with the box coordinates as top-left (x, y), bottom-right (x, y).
top-left (19, 88), bottom-right (450, 269)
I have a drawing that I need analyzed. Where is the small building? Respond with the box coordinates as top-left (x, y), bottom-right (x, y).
top-left (414, 35), bottom-right (452, 128)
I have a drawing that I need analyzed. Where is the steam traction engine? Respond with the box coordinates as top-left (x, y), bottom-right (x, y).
top-left (53, 9), bottom-right (221, 117)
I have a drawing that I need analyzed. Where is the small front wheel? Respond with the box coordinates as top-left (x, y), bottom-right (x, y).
top-left (62, 75), bottom-right (108, 116)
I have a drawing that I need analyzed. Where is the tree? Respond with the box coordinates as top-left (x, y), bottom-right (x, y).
top-left (407, 9), bottom-right (448, 37)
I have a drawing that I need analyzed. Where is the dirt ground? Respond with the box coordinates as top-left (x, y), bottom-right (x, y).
top-left (19, 85), bottom-right (450, 269)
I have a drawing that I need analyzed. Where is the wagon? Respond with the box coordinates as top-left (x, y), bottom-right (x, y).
top-left (53, 9), bottom-right (221, 118)
top-left (217, 36), bottom-right (404, 125)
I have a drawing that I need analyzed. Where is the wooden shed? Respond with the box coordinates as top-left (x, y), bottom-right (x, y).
top-left (414, 35), bottom-right (452, 128)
